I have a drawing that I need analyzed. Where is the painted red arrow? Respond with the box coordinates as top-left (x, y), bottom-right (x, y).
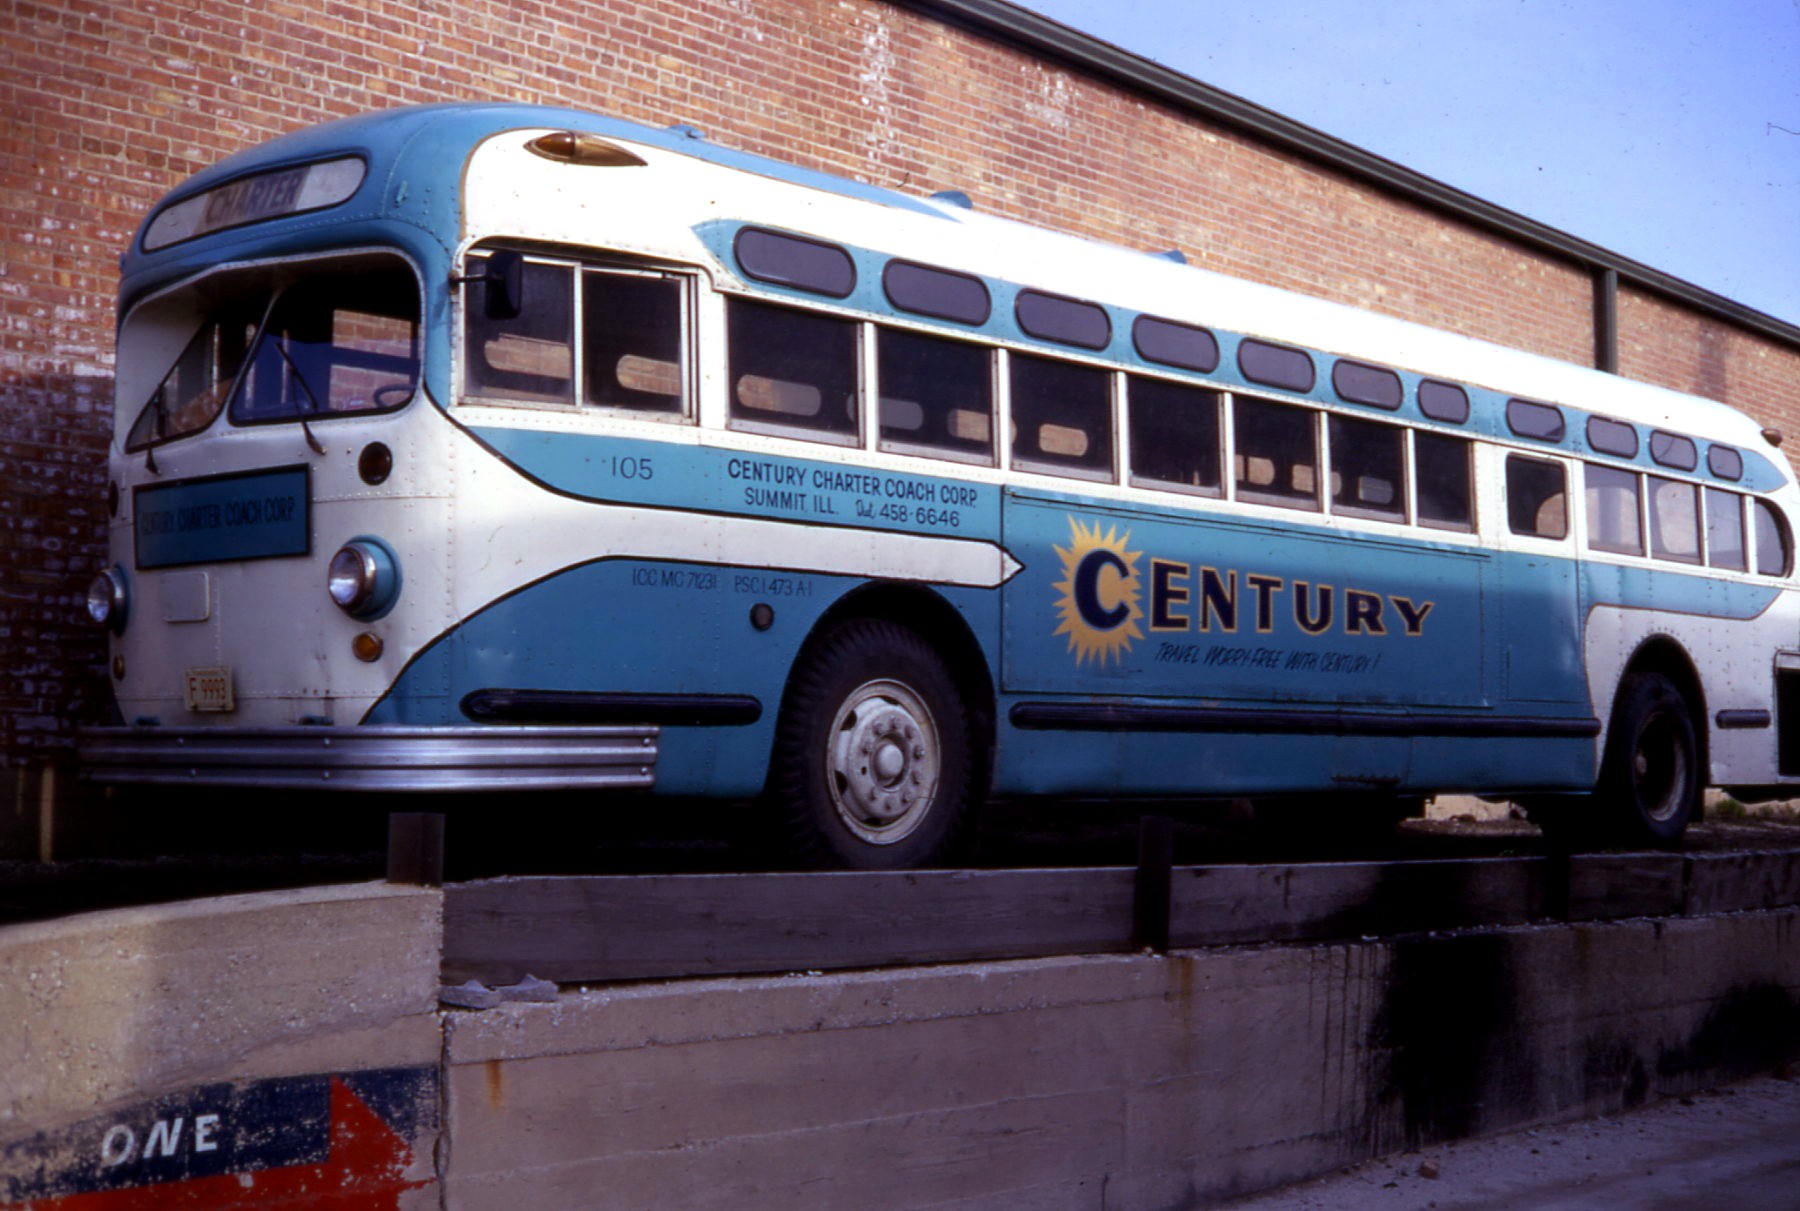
top-left (9, 1078), bottom-right (432, 1211)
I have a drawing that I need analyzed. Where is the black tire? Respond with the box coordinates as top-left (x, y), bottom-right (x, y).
top-left (769, 619), bottom-right (976, 869)
top-left (1554, 671), bottom-right (1698, 849)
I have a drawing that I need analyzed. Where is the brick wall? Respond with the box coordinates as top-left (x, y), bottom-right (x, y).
top-left (3, 0), bottom-right (1798, 782)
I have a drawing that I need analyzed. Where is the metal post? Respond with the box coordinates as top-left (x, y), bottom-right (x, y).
top-left (387, 812), bottom-right (446, 887)
top-left (36, 763), bottom-right (55, 864)
top-left (1133, 814), bottom-right (1174, 951)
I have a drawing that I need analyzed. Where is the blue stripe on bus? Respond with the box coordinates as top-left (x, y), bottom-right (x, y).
top-left (467, 425), bottom-right (1785, 628)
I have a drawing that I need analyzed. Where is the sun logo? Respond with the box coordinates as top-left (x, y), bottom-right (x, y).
top-left (1052, 517), bottom-right (1144, 666)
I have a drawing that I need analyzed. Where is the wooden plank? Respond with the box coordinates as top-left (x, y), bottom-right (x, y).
top-left (444, 847), bottom-right (1800, 988)
top-left (1565, 853), bottom-right (1685, 921)
top-left (1170, 858), bottom-right (1545, 947)
top-left (1685, 851), bottom-right (1800, 916)
top-left (443, 868), bottom-right (1136, 985)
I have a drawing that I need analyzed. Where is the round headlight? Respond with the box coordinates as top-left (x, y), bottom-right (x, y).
top-left (327, 545), bottom-right (377, 611)
top-left (326, 538), bottom-right (400, 619)
top-left (86, 568), bottom-right (128, 632)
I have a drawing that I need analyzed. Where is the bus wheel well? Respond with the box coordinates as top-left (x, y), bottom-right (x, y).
top-left (1617, 636), bottom-right (1709, 794)
top-left (785, 583), bottom-right (996, 797)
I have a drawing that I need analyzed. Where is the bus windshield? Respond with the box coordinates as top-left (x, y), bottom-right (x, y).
top-left (125, 261), bottom-right (421, 448)
top-left (231, 263), bottom-right (420, 424)
top-left (124, 290), bottom-right (268, 451)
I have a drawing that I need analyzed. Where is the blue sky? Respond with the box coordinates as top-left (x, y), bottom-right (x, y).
top-left (1012, 0), bottom-right (1800, 325)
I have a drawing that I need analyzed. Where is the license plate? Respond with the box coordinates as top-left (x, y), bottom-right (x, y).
top-left (184, 666), bottom-right (235, 713)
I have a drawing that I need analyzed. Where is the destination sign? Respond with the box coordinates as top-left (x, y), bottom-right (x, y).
top-left (142, 157), bottom-right (365, 251)
top-left (134, 466), bottom-right (310, 569)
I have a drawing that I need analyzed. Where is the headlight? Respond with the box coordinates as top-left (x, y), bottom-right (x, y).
top-left (326, 538), bottom-right (401, 619)
top-left (86, 567), bottom-right (128, 632)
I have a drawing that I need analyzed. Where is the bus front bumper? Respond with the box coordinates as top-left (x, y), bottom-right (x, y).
top-left (78, 725), bottom-right (658, 792)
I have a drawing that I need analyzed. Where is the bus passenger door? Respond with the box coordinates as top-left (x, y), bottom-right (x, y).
top-left (1477, 448), bottom-right (1593, 792)
top-left (1494, 451), bottom-right (1586, 710)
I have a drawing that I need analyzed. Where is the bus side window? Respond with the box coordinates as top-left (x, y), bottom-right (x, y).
top-left (1755, 499), bottom-right (1793, 577)
top-left (583, 271), bottom-right (685, 415)
top-left (1415, 431), bottom-right (1474, 531)
top-left (1127, 375), bottom-right (1221, 495)
top-left (1506, 454), bottom-right (1567, 539)
top-left (1584, 463), bottom-right (1643, 555)
top-left (1647, 476), bottom-right (1702, 564)
top-left (726, 298), bottom-right (859, 442)
top-left (466, 257), bottom-right (574, 406)
top-left (1233, 395), bottom-right (1319, 510)
top-left (1328, 413), bottom-right (1405, 522)
top-left (1009, 353), bottom-right (1113, 479)
top-left (876, 328), bottom-right (993, 462)
top-left (1705, 488), bottom-right (1747, 571)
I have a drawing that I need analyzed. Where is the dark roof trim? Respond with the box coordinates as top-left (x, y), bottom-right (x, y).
top-left (899, 0), bottom-right (1800, 350)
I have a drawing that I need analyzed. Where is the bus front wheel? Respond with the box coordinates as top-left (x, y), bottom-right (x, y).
top-left (771, 619), bottom-right (975, 869)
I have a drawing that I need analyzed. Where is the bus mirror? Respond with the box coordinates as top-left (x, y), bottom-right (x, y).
top-left (481, 250), bottom-right (525, 320)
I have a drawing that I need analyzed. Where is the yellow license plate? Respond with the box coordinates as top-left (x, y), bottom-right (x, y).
top-left (183, 666), bottom-right (235, 713)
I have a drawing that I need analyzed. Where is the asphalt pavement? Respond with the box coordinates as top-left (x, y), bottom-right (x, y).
top-left (1223, 1071), bottom-right (1800, 1210)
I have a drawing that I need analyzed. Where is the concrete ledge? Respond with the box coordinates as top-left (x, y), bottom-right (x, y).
top-left (442, 909), bottom-right (1800, 1210)
top-left (0, 882), bottom-right (442, 1141)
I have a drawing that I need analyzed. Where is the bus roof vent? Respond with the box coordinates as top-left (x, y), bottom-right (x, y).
top-left (667, 123), bottom-right (707, 141)
top-left (1150, 248), bottom-right (1187, 264)
top-left (930, 190), bottom-right (974, 210)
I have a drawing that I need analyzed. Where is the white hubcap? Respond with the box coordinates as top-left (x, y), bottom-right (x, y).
top-left (826, 678), bottom-right (941, 844)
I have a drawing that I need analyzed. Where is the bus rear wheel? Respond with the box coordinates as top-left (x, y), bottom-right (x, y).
top-left (1600, 671), bottom-right (1699, 847)
top-left (771, 619), bottom-right (974, 869)
top-left (1540, 671), bottom-right (1698, 849)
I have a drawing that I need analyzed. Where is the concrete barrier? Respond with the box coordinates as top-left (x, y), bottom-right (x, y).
top-left (5, 882), bottom-right (1799, 1209)
top-left (1, 883), bottom-right (442, 1208)
top-left (441, 910), bottom-right (1800, 1210)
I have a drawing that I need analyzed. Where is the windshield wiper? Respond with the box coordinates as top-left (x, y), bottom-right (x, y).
top-left (142, 386), bottom-right (167, 474)
top-left (270, 336), bottom-right (328, 455)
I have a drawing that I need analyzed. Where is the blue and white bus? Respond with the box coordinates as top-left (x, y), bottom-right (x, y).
top-left (83, 102), bottom-right (1800, 866)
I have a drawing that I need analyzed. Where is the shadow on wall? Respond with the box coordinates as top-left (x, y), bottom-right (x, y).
top-left (1, 366), bottom-right (116, 857)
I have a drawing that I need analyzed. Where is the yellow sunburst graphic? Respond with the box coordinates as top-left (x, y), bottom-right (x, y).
top-left (1052, 517), bottom-right (1144, 667)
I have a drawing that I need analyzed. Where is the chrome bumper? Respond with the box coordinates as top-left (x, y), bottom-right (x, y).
top-left (78, 725), bottom-right (657, 791)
